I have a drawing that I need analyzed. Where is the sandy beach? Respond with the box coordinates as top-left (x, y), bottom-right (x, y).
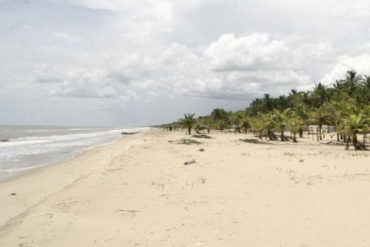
top-left (1, 129), bottom-right (370, 246)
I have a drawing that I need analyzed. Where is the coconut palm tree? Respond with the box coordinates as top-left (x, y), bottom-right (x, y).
top-left (241, 116), bottom-right (250, 134)
top-left (325, 99), bottom-right (348, 141)
top-left (287, 116), bottom-right (303, 142)
top-left (342, 70), bottom-right (362, 96)
top-left (309, 107), bottom-right (330, 140)
top-left (272, 108), bottom-right (292, 141)
top-left (260, 112), bottom-right (276, 140)
top-left (180, 113), bottom-right (196, 135)
top-left (249, 117), bottom-right (265, 140)
top-left (231, 110), bottom-right (245, 133)
top-left (294, 104), bottom-right (310, 138)
top-left (342, 113), bottom-right (368, 150)
top-left (211, 108), bottom-right (229, 131)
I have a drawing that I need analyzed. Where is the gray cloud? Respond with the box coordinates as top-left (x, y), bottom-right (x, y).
top-left (1, 0), bottom-right (370, 126)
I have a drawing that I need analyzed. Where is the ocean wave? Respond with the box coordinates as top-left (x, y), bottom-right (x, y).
top-left (0, 127), bottom-right (148, 179)
top-left (0, 129), bottom-right (124, 147)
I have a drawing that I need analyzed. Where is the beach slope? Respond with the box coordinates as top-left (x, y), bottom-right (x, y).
top-left (1, 129), bottom-right (370, 247)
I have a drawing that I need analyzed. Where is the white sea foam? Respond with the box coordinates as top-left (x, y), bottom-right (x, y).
top-left (0, 126), bottom-right (148, 181)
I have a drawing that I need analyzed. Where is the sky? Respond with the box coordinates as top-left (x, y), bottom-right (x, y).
top-left (1, 0), bottom-right (370, 126)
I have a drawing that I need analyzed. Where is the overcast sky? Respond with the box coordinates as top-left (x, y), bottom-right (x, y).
top-left (1, 0), bottom-right (370, 126)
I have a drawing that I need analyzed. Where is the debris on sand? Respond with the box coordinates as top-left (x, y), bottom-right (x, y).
top-left (184, 158), bottom-right (196, 165)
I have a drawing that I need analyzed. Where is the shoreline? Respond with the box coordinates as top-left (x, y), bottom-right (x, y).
top-left (1, 129), bottom-right (370, 246)
top-left (0, 130), bottom-right (147, 228)
top-left (0, 134), bottom-right (122, 184)
top-left (0, 127), bottom-right (149, 183)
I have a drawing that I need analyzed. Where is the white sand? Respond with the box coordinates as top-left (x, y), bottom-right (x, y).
top-left (0, 129), bottom-right (370, 247)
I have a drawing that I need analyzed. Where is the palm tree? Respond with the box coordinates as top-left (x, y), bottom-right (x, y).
top-left (249, 117), bottom-right (265, 140)
top-left (342, 70), bottom-right (362, 96)
top-left (272, 108), bottom-right (292, 141)
top-left (325, 100), bottom-right (347, 141)
top-left (295, 104), bottom-right (310, 138)
top-left (309, 107), bottom-right (329, 140)
top-left (260, 112), bottom-right (276, 140)
top-left (311, 83), bottom-right (329, 108)
top-left (180, 113), bottom-right (196, 135)
top-left (241, 116), bottom-right (250, 134)
top-left (342, 113), bottom-right (368, 150)
top-left (211, 108), bottom-right (229, 131)
top-left (287, 117), bottom-right (303, 142)
top-left (231, 110), bottom-right (245, 133)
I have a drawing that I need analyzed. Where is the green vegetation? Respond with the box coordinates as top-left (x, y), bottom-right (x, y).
top-left (239, 138), bottom-right (260, 144)
top-left (179, 113), bottom-right (196, 135)
top-left (168, 70), bottom-right (369, 150)
top-left (177, 139), bottom-right (202, 145)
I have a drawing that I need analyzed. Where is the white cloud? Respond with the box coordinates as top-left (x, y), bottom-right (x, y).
top-left (50, 69), bottom-right (117, 98)
top-left (1, 0), bottom-right (370, 126)
top-left (321, 53), bottom-right (370, 83)
top-left (205, 33), bottom-right (288, 71)
top-left (40, 32), bottom-right (336, 101)
top-left (205, 33), bottom-right (333, 71)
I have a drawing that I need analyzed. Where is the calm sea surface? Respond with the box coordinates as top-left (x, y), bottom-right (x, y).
top-left (0, 125), bottom-right (147, 181)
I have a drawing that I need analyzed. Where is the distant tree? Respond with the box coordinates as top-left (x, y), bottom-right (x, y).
top-left (287, 116), bottom-right (303, 142)
top-left (249, 117), bottom-right (265, 140)
top-left (272, 108), bottom-right (292, 141)
top-left (180, 113), bottom-right (196, 135)
top-left (342, 70), bottom-right (362, 96)
top-left (172, 69), bottom-right (369, 151)
top-left (211, 108), bottom-right (230, 130)
top-left (342, 113), bottom-right (368, 150)
top-left (311, 83), bottom-right (329, 108)
top-left (309, 107), bottom-right (330, 140)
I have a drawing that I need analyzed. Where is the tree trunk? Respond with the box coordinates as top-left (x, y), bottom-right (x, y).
top-left (337, 133), bottom-right (340, 141)
top-left (268, 130), bottom-right (273, 141)
top-left (353, 134), bottom-right (359, 150)
top-left (188, 127), bottom-right (191, 135)
top-left (259, 133), bottom-right (262, 140)
top-left (293, 134), bottom-right (297, 143)
top-left (345, 135), bottom-right (350, 150)
top-left (319, 124), bottom-right (322, 140)
top-left (281, 131), bottom-right (284, 142)
top-left (299, 129), bottom-right (303, 138)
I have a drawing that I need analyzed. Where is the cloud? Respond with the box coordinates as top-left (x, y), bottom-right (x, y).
top-left (2, 0), bottom-right (370, 126)
top-left (205, 33), bottom-right (288, 71)
top-left (50, 69), bottom-right (117, 98)
top-left (321, 53), bottom-right (370, 83)
top-left (42, 32), bottom-right (335, 101)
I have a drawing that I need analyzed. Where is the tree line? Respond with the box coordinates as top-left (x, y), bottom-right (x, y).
top-left (170, 70), bottom-right (369, 150)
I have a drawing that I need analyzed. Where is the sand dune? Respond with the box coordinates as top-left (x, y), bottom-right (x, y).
top-left (1, 129), bottom-right (370, 246)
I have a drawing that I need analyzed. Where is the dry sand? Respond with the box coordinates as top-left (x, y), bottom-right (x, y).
top-left (0, 129), bottom-right (370, 247)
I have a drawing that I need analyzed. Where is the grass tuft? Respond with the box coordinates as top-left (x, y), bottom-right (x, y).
top-left (239, 138), bottom-right (259, 144)
top-left (169, 139), bottom-right (202, 145)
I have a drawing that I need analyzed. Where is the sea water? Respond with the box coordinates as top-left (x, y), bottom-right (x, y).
top-left (0, 125), bottom-right (147, 181)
